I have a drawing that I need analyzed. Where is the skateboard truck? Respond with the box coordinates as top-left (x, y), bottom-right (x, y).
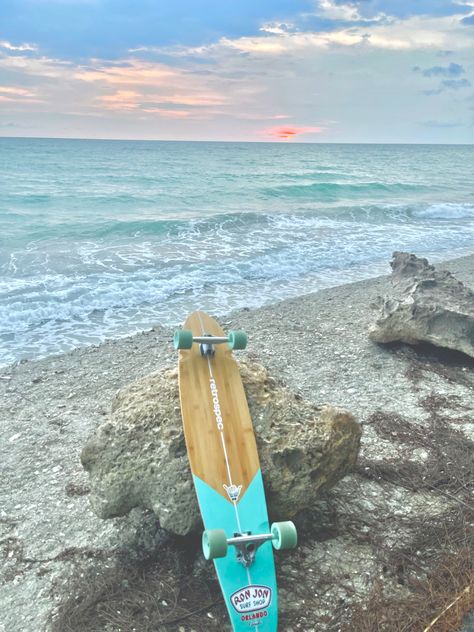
top-left (202, 522), bottom-right (297, 566)
top-left (229, 531), bottom-right (275, 568)
top-left (173, 328), bottom-right (248, 352)
top-left (199, 333), bottom-right (217, 357)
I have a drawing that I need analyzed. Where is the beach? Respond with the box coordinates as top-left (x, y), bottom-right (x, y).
top-left (1, 252), bottom-right (473, 631)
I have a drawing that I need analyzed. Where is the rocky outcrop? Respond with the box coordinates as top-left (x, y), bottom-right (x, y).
top-left (81, 360), bottom-right (361, 536)
top-left (369, 252), bottom-right (474, 358)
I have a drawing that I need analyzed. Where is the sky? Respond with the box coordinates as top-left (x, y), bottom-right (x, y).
top-left (0, 0), bottom-right (473, 142)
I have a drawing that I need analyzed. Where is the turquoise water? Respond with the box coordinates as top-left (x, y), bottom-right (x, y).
top-left (1, 138), bottom-right (473, 366)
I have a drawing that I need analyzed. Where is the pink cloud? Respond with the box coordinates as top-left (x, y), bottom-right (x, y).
top-left (76, 61), bottom-right (224, 102)
top-left (261, 125), bottom-right (323, 140)
top-left (97, 89), bottom-right (140, 110)
top-left (77, 60), bottom-right (228, 116)
top-left (0, 86), bottom-right (35, 97)
top-left (96, 89), bottom-right (194, 118)
top-left (0, 85), bottom-right (43, 104)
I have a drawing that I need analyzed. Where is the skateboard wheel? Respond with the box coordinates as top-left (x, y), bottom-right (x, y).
top-left (173, 329), bottom-right (193, 350)
top-left (202, 529), bottom-right (228, 560)
top-left (271, 521), bottom-right (298, 550)
top-left (228, 330), bottom-right (247, 350)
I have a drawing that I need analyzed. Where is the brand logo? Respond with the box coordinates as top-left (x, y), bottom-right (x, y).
top-left (209, 378), bottom-right (224, 430)
top-left (230, 585), bottom-right (272, 614)
top-left (223, 483), bottom-right (242, 502)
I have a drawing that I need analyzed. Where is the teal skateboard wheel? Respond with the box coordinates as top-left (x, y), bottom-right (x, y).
top-left (173, 329), bottom-right (193, 350)
top-left (271, 521), bottom-right (298, 550)
top-left (228, 330), bottom-right (247, 350)
top-left (202, 529), bottom-right (228, 560)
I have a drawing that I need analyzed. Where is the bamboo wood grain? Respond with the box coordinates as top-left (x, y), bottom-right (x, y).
top-left (178, 311), bottom-right (260, 502)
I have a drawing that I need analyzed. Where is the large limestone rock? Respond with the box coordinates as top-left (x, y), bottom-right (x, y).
top-left (369, 252), bottom-right (474, 358)
top-left (81, 360), bottom-right (361, 536)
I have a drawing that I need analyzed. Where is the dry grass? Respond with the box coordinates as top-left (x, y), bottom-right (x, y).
top-left (49, 537), bottom-right (225, 632)
top-left (345, 342), bottom-right (474, 631)
top-left (398, 343), bottom-right (474, 389)
top-left (343, 548), bottom-right (474, 632)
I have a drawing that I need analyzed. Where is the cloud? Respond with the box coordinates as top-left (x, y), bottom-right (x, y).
top-left (140, 108), bottom-right (190, 118)
top-left (0, 40), bottom-right (38, 52)
top-left (259, 22), bottom-right (295, 35)
top-left (462, 13), bottom-right (474, 23)
top-left (317, 0), bottom-right (364, 22)
top-left (310, 0), bottom-right (390, 25)
top-left (237, 113), bottom-right (291, 120)
top-left (423, 77), bottom-right (472, 95)
top-left (261, 125), bottom-right (323, 140)
top-left (95, 89), bottom-right (206, 118)
top-left (75, 60), bottom-right (176, 85)
top-left (414, 62), bottom-right (465, 77)
top-left (415, 62), bottom-right (471, 96)
top-left (441, 78), bottom-right (471, 89)
top-left (0, 53), bottom-right (72, 78)
top-left (97, 89), bottom-right (140, 110)
top-left (0, 86), bottom-right (36, 97)
top-left (171, 12), bottom-right (474, 58)
top-left (0, 85), bottom-right (43, 103)
top-left (74, 59), bottom-right (229, 112)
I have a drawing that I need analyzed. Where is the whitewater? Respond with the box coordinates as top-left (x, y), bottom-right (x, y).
top-left (1, 138), bottom-right (473, 366)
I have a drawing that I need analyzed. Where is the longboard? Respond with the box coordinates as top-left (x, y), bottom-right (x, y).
top-left (175, 311), bottom-right (296, 631)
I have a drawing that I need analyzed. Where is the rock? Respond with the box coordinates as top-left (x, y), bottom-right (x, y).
top-left (369, 252), bottom-right (474, 358)
top-left (81, 360), bottom-right (361, 536)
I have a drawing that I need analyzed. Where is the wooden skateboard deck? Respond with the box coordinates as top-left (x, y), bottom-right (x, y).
top-left (177, 311), bottom-right (278, 631)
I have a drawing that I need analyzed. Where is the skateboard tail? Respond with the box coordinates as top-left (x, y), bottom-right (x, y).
top-left (193, 471), bottom-right (278, 631)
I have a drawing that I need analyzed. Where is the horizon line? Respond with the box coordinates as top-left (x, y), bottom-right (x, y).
top-left (1, 135), bottom-right (473, 146)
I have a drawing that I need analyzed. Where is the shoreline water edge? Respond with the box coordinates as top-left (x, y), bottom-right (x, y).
top-left (2, 140), bottom-right (474, 369)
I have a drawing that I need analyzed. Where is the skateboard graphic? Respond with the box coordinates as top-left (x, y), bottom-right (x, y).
top-left (174, 311), bottom-right (297, 631)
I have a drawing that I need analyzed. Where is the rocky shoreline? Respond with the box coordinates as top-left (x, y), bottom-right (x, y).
top-left (1, 253), bottom-right (473, 631)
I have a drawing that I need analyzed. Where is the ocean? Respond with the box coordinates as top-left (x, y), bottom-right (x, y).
top-left (1, 138), bottom-right (473, 367)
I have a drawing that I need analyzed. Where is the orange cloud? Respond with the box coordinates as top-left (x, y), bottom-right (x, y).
top-left (76, 60), bottom-right (225, 101)
top-left (97, 90), bottom-right (140, 110)
top-left (0, 86), bottom-right (35, 96)
top-left (77, 60), bottom-right (228, 116)
top-left (96, 89), bottom-right (205, 117)
top-left (262, 125), bottom-right (323, 140)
